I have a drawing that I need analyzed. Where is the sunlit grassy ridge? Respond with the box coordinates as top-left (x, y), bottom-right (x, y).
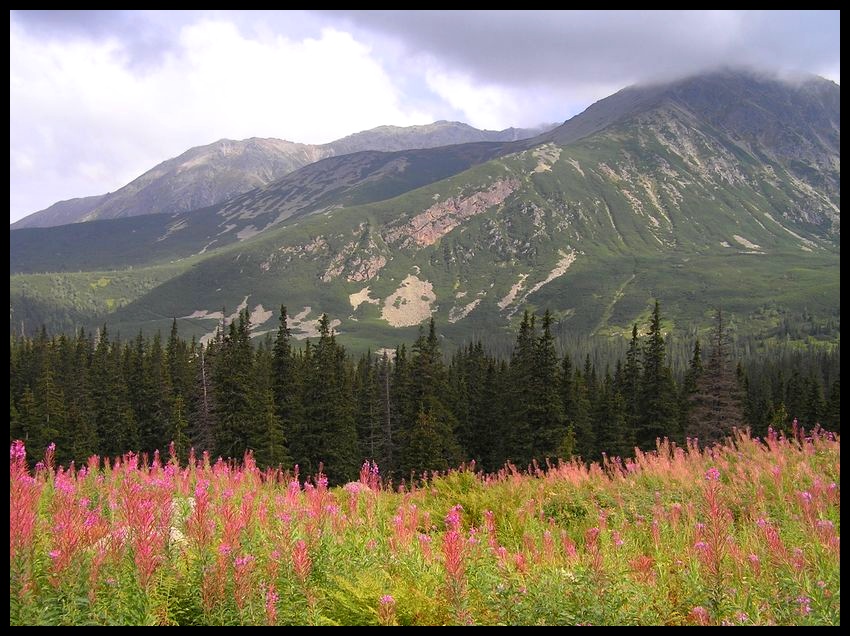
top-left (10, 428), bottom-right (840, 625)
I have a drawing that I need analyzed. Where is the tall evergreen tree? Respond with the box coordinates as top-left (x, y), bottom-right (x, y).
top-left (170, 394), bottom-right (191, 464)
top-left (530, 310), bottom-right (569, 461)
top-left (571, 367), bottom-right (595, 460)
top-left (593, 370), bottom-right (628, 459)
top-left (354, 353), bottom-right (382, 461)
top-left (189, 342), bottom-right (216, 453)
top-left (679, 339), bottom-right (703, 435)
top-left (638, 301), bottom-right (679, 448)
top-left (687, 308), bottom-right (745, 445)
top-left (507, 311), bottom-right (536, 465)
top-left (272, 306), bottom-right (303, 455)
top-left (301, 314), bottom-right (359, 483)
top-left (402, 319), bottom-right (461, 474)
top-left (212, 310), bottom-right (256, 458)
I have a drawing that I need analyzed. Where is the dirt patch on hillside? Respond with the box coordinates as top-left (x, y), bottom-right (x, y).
top-left (381, 275), bottom-right (436, 327)
top-left (349, 287), bottom-right (380, 311)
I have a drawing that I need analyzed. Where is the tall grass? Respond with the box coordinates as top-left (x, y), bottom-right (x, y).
top-left (10, 428), bottom-right (840, 625)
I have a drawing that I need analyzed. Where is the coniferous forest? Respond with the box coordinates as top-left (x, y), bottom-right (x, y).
top-left (9, 303), bottom-right (840, 484)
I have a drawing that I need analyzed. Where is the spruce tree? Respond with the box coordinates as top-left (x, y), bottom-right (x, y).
top-left (507, 311), bottom-right (536, 465)
top-left (354, 353), bottom-right (382, 461)
top-left (402, 319), bottom-right (461, 474)
top-left (638, 301), bottom-right (679, 448)
top-left (589, 369), bottom-right (625, 459)
top-left (571, 367), bottom-right (595, 460)
top-left (376, 350), bottom-right (395, 474)
top-left (212, 309), bottom-right (256, 458)
top-left (272, 306), bottom-right (303, 455)
top-left (679, 339), bottom-right (703, 436)
top-left (170, 395), bottom-right (191, 464)
top-left (301, 314), bottom-right (359, 483)
top-left (687, 308), bottom-right (744, 445)
top-left (530, 310), bottom-right (568, 461)
top-left (404, 407), bottom-right (455, 476)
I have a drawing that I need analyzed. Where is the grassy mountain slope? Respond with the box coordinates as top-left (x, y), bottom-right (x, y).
top-left (10, 71), bottom-right (840, 349)
top-left (11, 122), bottom-right (555, 229)
top-left (10, 141), bottom-right (525, 274)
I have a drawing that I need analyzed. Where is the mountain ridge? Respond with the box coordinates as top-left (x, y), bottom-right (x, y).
top-left (10, 70), bottom-right (839, 350)
top-left (12, 121), bottom-right (556, 229)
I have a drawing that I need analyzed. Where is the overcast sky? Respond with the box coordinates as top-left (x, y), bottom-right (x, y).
top-left (9, 10), bottom-right (840, 224)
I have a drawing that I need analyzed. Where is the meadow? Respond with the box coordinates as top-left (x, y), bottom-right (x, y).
top-left (10, 427), bottom-right (840, 626)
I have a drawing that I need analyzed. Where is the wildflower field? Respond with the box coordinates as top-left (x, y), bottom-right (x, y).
top-left (10, 429), bottom-right (840, 626)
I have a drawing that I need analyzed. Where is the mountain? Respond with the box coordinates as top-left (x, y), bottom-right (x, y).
top-left (11, 121), bottom-right (555, 229)
top-left (10, 70), bottom-right (840, 350)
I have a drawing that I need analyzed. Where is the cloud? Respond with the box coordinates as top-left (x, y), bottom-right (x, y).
top-left (9, 10), bottom-right (839, 224)
top-left (9, 15), bottom-right (432, 222)
top-left (328, 10), bottom-right (840, 87)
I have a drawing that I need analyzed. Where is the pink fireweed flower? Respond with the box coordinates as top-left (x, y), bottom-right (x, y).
top-left (514, 552), bottom-right (528, 574)
top-left (690, 606), bottom-right (711, 625)
top-left (542, 530), bottom-right (555, 561)
top-left (799, 491), bottom-right (813, 504)
top-left (418, 533), bottom-right (433, 561)
top-left (560, 531), bottom-right (578, 560)
top-left (344, 481), bottom-right (367, 495)
top-left (705, 467), bottom-right (721, 481)
top-left (796, 596), bottom-right (812, 615)
top-left (792, 547), bottom-right (806, 570)
top-left (10, 440), bottom-right (26, 461)
top-left (445, 504), bottom-right (463, 531)
top-left (233, 554), bottom-right (256, 607)
top-left (292, 539), bottom-right (311, 583)
top-left (378, 594), bottom-right (397, 626)
top-left (264, 584), bottom-right (279, 625)
top-left (442, 529), bottom-right (465, 585)
top-left (748, 553), bottom-right (761, 576)
top-left (629, 555), bottom-right (656, 583)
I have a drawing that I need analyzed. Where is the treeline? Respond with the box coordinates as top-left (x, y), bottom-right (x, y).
top-left (9, 303), bottom-right (840, 483)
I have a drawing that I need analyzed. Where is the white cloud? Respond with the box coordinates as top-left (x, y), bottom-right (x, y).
top-left (424, 64), bottom-right (620, 131)
top-left (425, 69), bottom-right (518, 131)
top-left (9, 18), bottom-right (433, 222)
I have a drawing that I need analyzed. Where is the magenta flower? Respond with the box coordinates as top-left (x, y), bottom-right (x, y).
top-left (705, 467), bottom-right (721, 481)
top-left (690, 606), bottom-right (710, 625)
top-left (10, 440), bottom-right (26, 461)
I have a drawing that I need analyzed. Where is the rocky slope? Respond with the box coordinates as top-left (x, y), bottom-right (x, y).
top-left (10, 71), bottom-right (840, 349)
top-left (12, 122), bottom-right (555, 229)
